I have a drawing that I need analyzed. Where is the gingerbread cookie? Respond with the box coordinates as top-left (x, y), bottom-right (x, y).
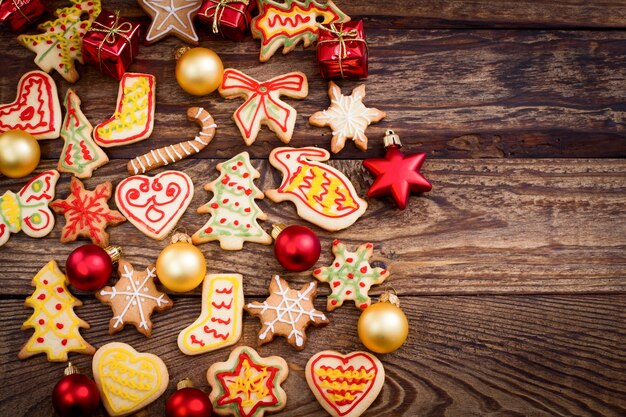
top-left (309, 82), bottom-right (386, 153)
top-left (265, 147), bottom-right (367, 231)
top-left (115, 170), bottom-right (194, 240)
top-left (192, 152), bottom-right (272, 250)
top-left (93, 342), bottom-right (169, 417)
top-left (93, 73), bottom-right (156, 147)
top-left (19, 260), bottom-right (95, 362)
top-left (58, 89), bottom-right (109, 178)
top-left (246, 275), bottom-right (328, 350)
top-left (128, 107), bottom-right (217, 175)
top-left (138, 0), bottom-right (203, 44)
top-left (251, 0), bottom-right (349, 62)
top-left (0, 71), bottom-right (62, 140)
top-left (178, 274), bottom-right (244, 355)
top-left (97, 259), bottom-right (173, 336)
top-left (0, 170), bottom-right (60, 247)
top-left (207, 346), bottom-right (288, 417)
top-left (306, 350), bottom-right (385, 417)
top-left (17, 0), bottom-right (102, 82)
top-left (50, 177), bottom-right (126, 247)
top-left (313, 240), bottom-right (389, 311)
top-left (218, 68), bottom-right (308, 145)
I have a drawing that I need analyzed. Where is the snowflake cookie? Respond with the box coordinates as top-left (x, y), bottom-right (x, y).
top-left (97, 259), bottom-right (173, 336)
top-left (313, 240), bottom-right (390, 311)
top-left (309, 81), bottom-right (386, 153)
top-left (246, 275), bottom-right (329, 350)
top-left (207, 346), bottom-right (288, 417)
top-left (51, 177), bottom-right (126, 247)
top-left (19, 260), bottom-right (95, 362)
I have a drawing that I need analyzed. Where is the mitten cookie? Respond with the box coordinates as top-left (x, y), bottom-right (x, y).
top-left (19, 260), bottom-right (95, 362)
top-left (265, 147), bottom-right (367, 231)
top-left (97, 259), bottom-right (173, 336)
top-left (207, 346), bottom-right (288, 417)
top-left (192, 152), bottom-right (272, 250)
top-left (245, 275), bottom-right (328, 350)
top-left (50, 177), bottom-right (126, 247)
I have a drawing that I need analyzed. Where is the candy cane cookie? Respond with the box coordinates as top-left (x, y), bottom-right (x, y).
top-left (127, 107), bottom-right (216, 175)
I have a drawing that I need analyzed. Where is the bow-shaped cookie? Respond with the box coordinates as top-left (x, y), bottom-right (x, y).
top-left (218, 68), bottom-right (308, 145)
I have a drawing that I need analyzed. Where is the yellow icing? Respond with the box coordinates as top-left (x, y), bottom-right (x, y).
top-left (98, 347), bottom-right (162, 414)
top-left (0, 193), bottom-right (21, 231)
top-left (228, 359), bottom-right (270, 407)
top-left (315, 367), bottom-right (375, 380)
top-left (96, 76), bottom-right (150, 139)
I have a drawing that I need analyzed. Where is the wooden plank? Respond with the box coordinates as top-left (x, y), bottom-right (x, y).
top-left (1, 159), bottom-right (624, 296)
top-left (1, 294), bottom-right (624, 416)
top-left (2, 29), bottom-right (625, 159)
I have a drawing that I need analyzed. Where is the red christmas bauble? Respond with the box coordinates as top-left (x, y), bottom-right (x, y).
top-left (274, 225), bottom-right (321, 272)
top-left (65, 244), bottom-right (113, 291)
top-left (52, 374), bottom-right (100, 417)
top-left (165, 387), bottom-right (212, 417)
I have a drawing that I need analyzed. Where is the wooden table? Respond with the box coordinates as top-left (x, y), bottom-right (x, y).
top-left (1, 1), bottom-right (625, 416)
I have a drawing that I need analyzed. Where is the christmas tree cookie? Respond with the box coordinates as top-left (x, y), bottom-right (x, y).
top-left (313, 240), bottom-right (390, 311)
top-left (58, 89), bottom-right (108, 178)
top-left (192, 152), bottom-right (272, 250)
top-left (19, 260), bottom-right (95, 362)
top-left (17, 0), bottom-right (102, 83)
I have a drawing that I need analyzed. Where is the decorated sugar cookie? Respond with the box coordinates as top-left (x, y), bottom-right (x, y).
top-left (138, 0), bottom-right (203, 44)
top-left (246, 275), bottom-right (328, 350)
top-left (251, 0), bottom-right (349, 62)
top-left (93, 73), bottom-right (156, 147)
top-left (58, 89), bottom-right (109, 178)
top-left (309, 82), bottom-right (386, 153)
top-left (51, 177), bottom-right (126, 247)
top-left (192, 152), bottom-right (272, 250)
top-left (178, 274), bottom-right (244, 355)
top-left (115, 170), bottom-right (194, 240)
top-left (313, 240), bottom-right (389, 311)
top-left (0, 169), bottom-right (60, 247)
top-left (19, 260), bottom-right (95, 362)
top-left (0, 71), bottom-right (62, 140)
top-left (207, 345), bottom-right (288, 417)
top-left (218, 68), bottom-right (308, 145)
top-left (93, 342), bottom-right (169, 417)
top-left (97, 259), bottom-right (173, 336)
top-left (306, 350), bottom-right (385, 417)
top-left (265, 147), bottom-right (367, 231)
top-left (17, 0), bottom-right (102, 82)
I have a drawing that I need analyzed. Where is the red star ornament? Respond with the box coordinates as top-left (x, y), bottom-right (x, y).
top-left (362, 130), bottom-right (432, 209)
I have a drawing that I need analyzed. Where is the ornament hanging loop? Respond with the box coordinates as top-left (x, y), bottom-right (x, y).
top-left (177, 378), bottom-right (194, 390)
top-left (383, 130), bottom-right (402, 148)
top-left (63, 362), bottom-right (80, 376)
top-left (174, 45), bottom-right (192, 61)
top-left (170, 231), bottom-right (192, 244)
top-left (378, 290), bottom-right (400, 307)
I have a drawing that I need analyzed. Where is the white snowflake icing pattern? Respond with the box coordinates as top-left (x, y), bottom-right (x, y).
top-left (99, 264), bottom-right (169, 330)
top-left (246, 275), bottom-right (327, 347)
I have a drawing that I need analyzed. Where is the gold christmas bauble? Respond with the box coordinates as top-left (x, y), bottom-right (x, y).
top-left (0, 129), bottom-right (40, 178)
top-left (156, 235), bottom-right (206, 292)
top-left (175, 47), bottom-right (224, 96)
top-left (358, 293), bottom-right (409, 354)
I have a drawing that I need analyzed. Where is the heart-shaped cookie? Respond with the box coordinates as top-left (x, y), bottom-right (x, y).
top-left (306, 350), bottom-right (385, 417)
top-left (115, 170), bottom-right (194, 240)
top-left (93, 342), bottom-right (169, 417)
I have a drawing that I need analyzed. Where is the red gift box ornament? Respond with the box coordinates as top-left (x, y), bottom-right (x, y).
top-left (83, 10), bottom-right (139, 80)
top-left (198, 0), bottom-right (254, 41)
top-left (317, 21), bottom-right (368, 79)
top-left (0, 0), bottom-right (46, 33)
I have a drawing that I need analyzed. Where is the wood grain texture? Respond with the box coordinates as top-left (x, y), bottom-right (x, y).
top-left (2, 15), bottom-right (625, 159)
top-left (1, 159), bottom-right (624, 296)
top-left (1, 295), bottom-right (624, 416)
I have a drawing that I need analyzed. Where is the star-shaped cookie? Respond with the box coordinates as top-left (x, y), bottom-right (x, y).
top-left (138, 0), bottom-right (203, 44)
top-left (245, 275), bottom-right (328, 350)
top-left (50, 177), bottom-right (126, 247)
top-left (313, 240), bottom-right (389, 311)
top-left (309, 81), bottom-right (386, 153)
top-left (96, 260), bottom-right (173, 336)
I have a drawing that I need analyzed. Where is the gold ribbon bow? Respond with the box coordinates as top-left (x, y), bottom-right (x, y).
top-left (0, 0), bottom-right (34, 24)
top-left (89, 10), bottom-right (134, 73)
top-left (203, 0), bottom-right (249, 35)
top-left (317, 23), bottom-right (368, 79)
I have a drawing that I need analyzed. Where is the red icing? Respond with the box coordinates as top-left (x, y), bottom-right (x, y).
top-left (55, 303), bottom-right (62, 310)
top-left (212, 300), bottom-right (233, 309)
top-left (37, 337), bottom-right (44, 343)
top-left (37, 294), bottom-right (46, 300)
